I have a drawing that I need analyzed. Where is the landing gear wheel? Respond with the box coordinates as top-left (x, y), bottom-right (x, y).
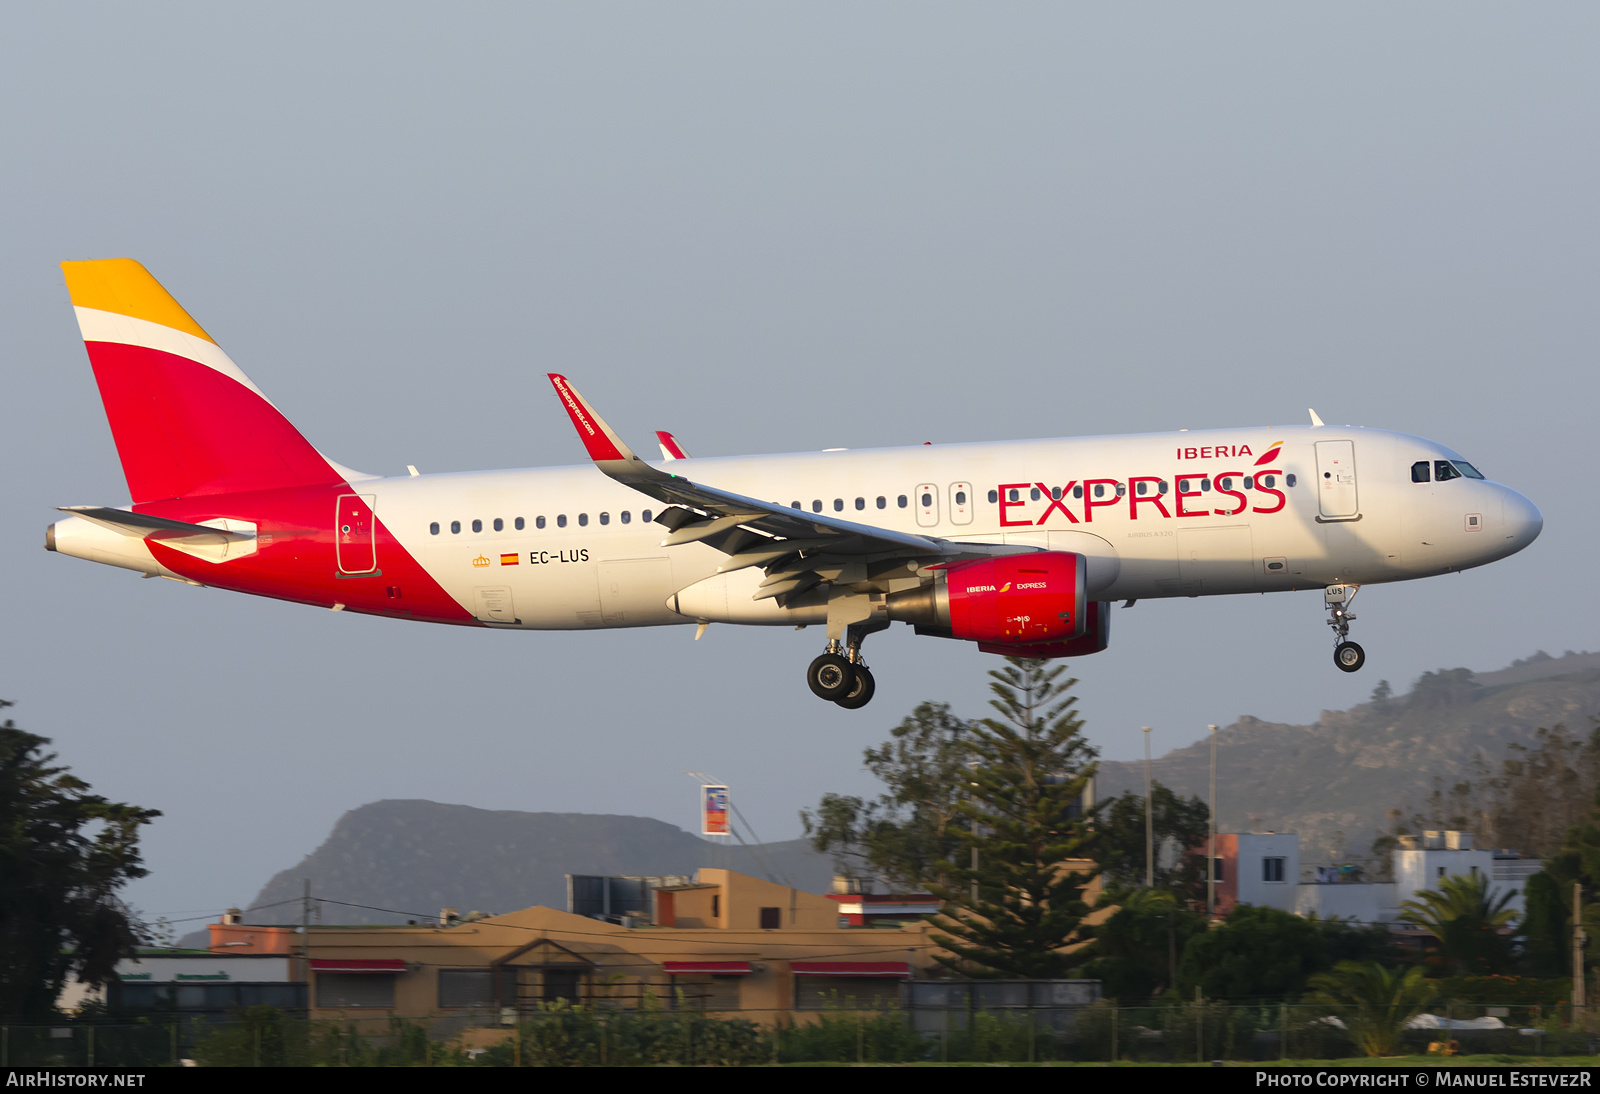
top-left (807, 653), bottom-right (857, 700)
top-left (1334, 641), bottom-right (1365, 673)
top-left (834, 666), bottom-right (876, 709)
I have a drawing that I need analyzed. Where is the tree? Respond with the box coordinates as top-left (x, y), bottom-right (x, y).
top-left (926, 659), bottom-right (1098, 978)
top-left (1094, 781), bottom-right (1211, 903)
top-left (801, 701), bottom-right (974, 890)
top-left (1081, 888), bottom-right (1206, 1001)
top-left (0, 701), bottom-right (160, 1016)
top-left (1178, 905), bottom-right (1328, 1001)
top-left (1395, 872), bottom-right (1517, 975)
top-left (1306, 961), bottom-right (1437, 1057)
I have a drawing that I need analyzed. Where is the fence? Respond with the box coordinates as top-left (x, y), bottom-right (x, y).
top-left (5, 1001), bottom-right (1599, 1065)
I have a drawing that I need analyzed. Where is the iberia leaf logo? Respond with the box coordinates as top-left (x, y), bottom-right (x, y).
top-left (1253, 442), bottom-right (1283, 467)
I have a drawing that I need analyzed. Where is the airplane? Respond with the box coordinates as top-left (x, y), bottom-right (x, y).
top-left (46, 259), bottom-right (1543, 709)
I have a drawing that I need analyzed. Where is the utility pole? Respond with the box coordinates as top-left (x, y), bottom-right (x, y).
top-left (301, 878), bottom-right (311, 1002)
top-left (1575, 882), bottom-right (1587, 1009)
top-left (1207, 725), bottom-right (1218, 918)
top-left (1143, 727), bottom-right (1154, 888)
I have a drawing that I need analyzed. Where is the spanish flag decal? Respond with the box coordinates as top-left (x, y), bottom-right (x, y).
top-left (1253, 442), bottom-right (1284, 467)
top-left (500, 553), bottom-right (519, 566)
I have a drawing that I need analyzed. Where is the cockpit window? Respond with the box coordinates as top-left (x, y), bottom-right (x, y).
top-left (1453, 460), bottom-right (1485, 480)
top-left (1411, 461), bottom-right (1430, 483)
top-left (1434, 460), bottom-right (1462, 482)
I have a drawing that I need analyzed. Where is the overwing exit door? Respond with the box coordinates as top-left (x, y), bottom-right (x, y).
top-left (336, 494), bottom-right (377, 573)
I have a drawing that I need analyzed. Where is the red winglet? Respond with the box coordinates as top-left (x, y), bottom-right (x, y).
top-left (655, 430), bottom-right (689, 460)
top-left (547, 374), bottom-right (627, 462)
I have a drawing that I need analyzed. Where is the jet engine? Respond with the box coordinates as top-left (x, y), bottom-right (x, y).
top-left (887, 551), bottom-right (1088, 646)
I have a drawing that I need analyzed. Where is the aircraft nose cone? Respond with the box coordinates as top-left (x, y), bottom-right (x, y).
top-left (1503, 488), bottom-right (1543, 552)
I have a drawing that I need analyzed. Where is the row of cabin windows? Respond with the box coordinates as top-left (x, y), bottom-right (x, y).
top-left (785, 475), bottom-right (1298, 516)
top-left (791, 496), bottom-right (908, 513)
top-left (990, 475), bottom-right (1291, 504)
top-left (1412, 459), bottom-right (1485, 484)
top-left (429, 510), bottom-right (654, 535)
top-left (425, 473), bottom-right (1308, 535)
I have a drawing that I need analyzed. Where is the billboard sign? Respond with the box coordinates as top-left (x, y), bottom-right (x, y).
top-left (701, 785), bottom-right (730, 836)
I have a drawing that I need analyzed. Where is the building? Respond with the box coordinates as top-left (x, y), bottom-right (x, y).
top-left (1208, 832), bottom-right (1300, 914)
top-left (1296, 829), bottom-right (1535, 924)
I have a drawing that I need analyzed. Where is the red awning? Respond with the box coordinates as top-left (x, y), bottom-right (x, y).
top-left (790, 961), bottom-right (910, 978)
top-left (663, 961), bottom-right (753, 976)
top-left (309, 959), bottom-right (406, 974)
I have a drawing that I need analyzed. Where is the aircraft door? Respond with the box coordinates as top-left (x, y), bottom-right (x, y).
top-left (948, 482), bottom-right (973, 525)
top-left (1315, 441), bottom-right (1359, 519)
top-left (336, 494), bottom-right (377, 574)
top-left (915, 483), bottom-right (939, 527)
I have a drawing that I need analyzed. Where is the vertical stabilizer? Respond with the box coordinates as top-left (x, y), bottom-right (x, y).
top-left (62, 259), bottom-right (346, 503)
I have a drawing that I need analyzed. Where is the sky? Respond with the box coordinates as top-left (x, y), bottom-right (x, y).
top-left (2, 4), bottom-right (1596, 926)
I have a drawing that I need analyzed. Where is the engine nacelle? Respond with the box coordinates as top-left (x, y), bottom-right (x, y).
top-left (888, 551), bottom-right (1087, 645)
top-left (977, 598), bottom-right (1112, 659)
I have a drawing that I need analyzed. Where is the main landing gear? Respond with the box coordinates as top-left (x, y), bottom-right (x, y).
top-left (806, 620), bottom-right (886, 709)
top-left (1325, 584), bottom-right (1365, 673)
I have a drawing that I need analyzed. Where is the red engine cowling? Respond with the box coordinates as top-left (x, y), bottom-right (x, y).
top-left (977, 599), bottom-right (1112, 659)
top-left (888, 551), bottom-right (1087, 645)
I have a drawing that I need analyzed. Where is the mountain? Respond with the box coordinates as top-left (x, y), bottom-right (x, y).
top-left (1094, 650), bottom-right (1600, 868)
top-left (186, 800), bottom-right (834, 940)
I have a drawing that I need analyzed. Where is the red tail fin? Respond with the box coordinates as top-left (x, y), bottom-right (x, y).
top-left (62, 259), bottom-right (348, 503)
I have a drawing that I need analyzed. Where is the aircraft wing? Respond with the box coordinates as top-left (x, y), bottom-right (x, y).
top-left (547, 374), bottom-right (1026, 604)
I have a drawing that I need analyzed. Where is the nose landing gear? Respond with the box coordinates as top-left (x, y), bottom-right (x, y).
top-left (806, 620), bottom-right (886, 708)
top-left (1325, 584), bottom-right (1365, 673)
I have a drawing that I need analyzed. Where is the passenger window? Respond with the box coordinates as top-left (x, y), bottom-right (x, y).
top-left (1115, 483), bottom-right (1126, 497)
top-left (1093, 484), bottom-right (1105, 498)
top-left (1200, 479), bottom-right (1211, 492)
top-left (791, 501), bottom-right (801, 509)
top-left (1159, 481), bottom-right (1168, 494)
top-left (642, 509), bottom-right (652, 523)
top-left (472, 519), bottom-right (483, 533)
top-left (621, 511), bottom-right (631, 524)
top-left (1073, 486), bottom-right (1083, 499)
top-left (1411, 461), bottom-right (1431, 483)
top-left (877, 496), bottom-right (887, 509)
top-left (988, 490), bottom-right (998, 504)
top-left (1030, 487), bottom-right (1041, 501)
top-left (493, 518), bottom-right (503, 532)
top-left (812, 500), bottom-right (822, 513)
top-left (1052, 487), bottom-right (1062, 500)
top-left (833, 499), bottom-right (843, 512)
top-left (855, 497), bottom-right (865, 510)
top-left (451, 521), bottom-right (461, 534)
top-left (955, 490), bottom-right (967, 505)
top-left (430, 522), bottom-right (440, 535)
top-left (536, 516), bottom-right (546, 529)
top-left (1435, 460), bottom-right (1461, 482)
top-left (599, 512), bottom-right (610, 525)
top-left (1008, 489), bottom-right (1019, 502)
top-left (921, 492), bottom-right (933, 507)
top-left (1243, 476), bottom-right (1253, 489)
top-left (1136, 482), bottom-right (1147, 496)
top-left (1261, 475), bottom-right (1276, 488)
top-left (557, 515), bottom-right (567, 528)
top-left (1285, 474), bottom-right (1296, 487)
top-left (898, 495), bottom-right (908, 508)
top-left (578, 513), bottom-right (589, 526)
top-left (514, 517), bottom-right (525, 531)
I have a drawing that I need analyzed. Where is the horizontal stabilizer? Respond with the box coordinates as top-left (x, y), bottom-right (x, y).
top-left (58, 507), bottom-right (258, 563)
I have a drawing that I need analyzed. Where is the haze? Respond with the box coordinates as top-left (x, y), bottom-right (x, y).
top-left (1, 5), bottom-right (1593, 923)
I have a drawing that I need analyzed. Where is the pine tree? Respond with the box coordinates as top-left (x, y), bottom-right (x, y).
top-left (926, 658), bottom-right (1098, 978)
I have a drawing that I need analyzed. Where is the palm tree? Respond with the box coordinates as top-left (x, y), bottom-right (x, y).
top-left (1397, 872), bottom-right (1517, 974)
top-left (1307, 961), bottom-right (1438, 1057)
